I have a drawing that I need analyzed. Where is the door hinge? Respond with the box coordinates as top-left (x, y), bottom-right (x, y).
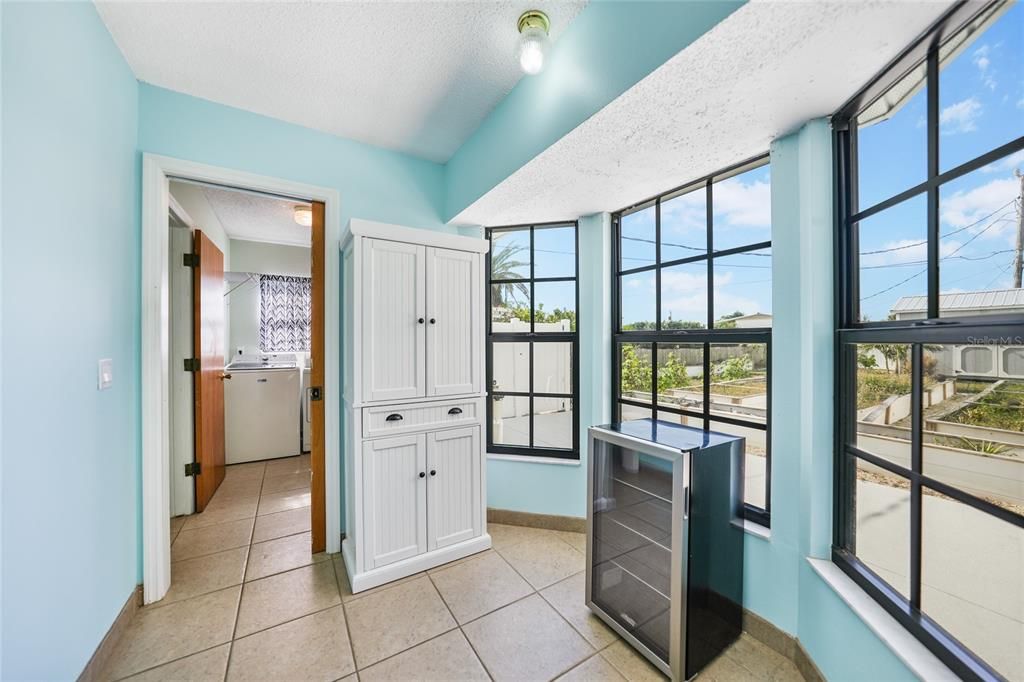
top-left (184, 462), bottom-right (201, 477)
top-left (183, 358), bottom-right (200, 372)
top-left (183, 253), bottom-right (199, 267)
top-left (310, 386), bottom-right (323, 401)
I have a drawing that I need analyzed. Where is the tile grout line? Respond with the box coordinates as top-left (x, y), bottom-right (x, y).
top-left (116, 460), bottom-right (319, 681)
top-left (423, 569), bottom-right (496, 682)
top-left (329, 556), bottom-right (360, 679)
top-left (224, 467), bottom-right (264, 682)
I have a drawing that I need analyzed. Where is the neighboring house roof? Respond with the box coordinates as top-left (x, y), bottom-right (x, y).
top-left (723, 312), bottom-right (772, 320)
top-left (891, 288), bottom-right (1024, 314)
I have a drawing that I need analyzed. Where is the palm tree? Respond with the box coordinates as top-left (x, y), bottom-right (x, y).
top-left (490, 242), bottom-right (529, 307)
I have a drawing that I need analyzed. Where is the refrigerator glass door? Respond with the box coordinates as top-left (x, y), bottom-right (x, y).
top-left (590, 438), bottom-right (675, 665)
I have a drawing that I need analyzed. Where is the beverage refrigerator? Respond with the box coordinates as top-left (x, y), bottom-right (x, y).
top-left (586, 419), bottom-right (745, 681)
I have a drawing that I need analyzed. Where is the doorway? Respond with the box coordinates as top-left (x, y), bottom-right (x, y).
top-left (142, 155), bottom-right (340, 604)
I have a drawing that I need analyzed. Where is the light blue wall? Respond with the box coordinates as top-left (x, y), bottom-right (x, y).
top-left (485, 212), bottom-right (611, 516)
top-left (139, 85), bottom-right (449, 233)
top-left (444, 1), bottom-right (744, 222)
top-left (1, 2), bottom-right (141, 679)
top-left (749, 120), bottom-right (914, 679)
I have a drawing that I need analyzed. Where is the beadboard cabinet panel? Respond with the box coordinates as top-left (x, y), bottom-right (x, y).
top-left (426, 247), bottom-right (481, 397)
top-left (362, 239), bottom-right (426, 403)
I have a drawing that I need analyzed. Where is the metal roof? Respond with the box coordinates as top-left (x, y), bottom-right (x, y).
top-left (891, 289), bottom-right (1024, 313)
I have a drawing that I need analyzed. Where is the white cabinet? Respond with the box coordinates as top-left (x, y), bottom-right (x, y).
top-left (426, 247), bottom-right (481, 397)
top-left (362, 426), bottom-right (481, 569)
top-left (427, 427), bottom-right (481, 550)
top-left (361, 238), bottom-right (481, 404)
top-left (342, 219), bottom-right (491, 594)
top-left (362, 239), bottom-right (426, 403)
top-left (362, 434), bottom-right (427, 568)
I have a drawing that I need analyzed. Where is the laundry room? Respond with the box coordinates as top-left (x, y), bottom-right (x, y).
top-left (167, 179), bottom-right (316, 522)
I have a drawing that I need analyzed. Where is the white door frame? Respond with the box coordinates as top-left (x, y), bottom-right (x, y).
top-left (141, 153), bottom-right (342, 604)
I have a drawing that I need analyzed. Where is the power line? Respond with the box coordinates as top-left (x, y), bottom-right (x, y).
top-left (859, 201), bottom-right (1015, 256)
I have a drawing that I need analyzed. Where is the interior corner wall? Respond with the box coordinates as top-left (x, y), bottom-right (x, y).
top-left (1, 2), bottom-right (140, 679)
top-left (485, 212), bottom-right (611, 517)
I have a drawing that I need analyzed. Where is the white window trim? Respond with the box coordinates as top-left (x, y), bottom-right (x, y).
top-left (807, 558), bottom-right (958, 681)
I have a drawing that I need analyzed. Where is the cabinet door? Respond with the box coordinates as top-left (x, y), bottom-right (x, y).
top-left (362, 434), bottom-right (427, 568)
top-left (426, 248), bottom-right (480, 397)
top-left (363, 239), bottom-right (426, 402)
top-left (426, 426), bottom-right (481, 551)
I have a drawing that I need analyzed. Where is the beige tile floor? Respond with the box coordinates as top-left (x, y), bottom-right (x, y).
top-left (103, 455), bottom-right (804, 681)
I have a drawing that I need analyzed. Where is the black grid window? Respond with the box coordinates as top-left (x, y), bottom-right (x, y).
top-left (833, 2), bottom-right (1024, 680)
top-left (486, 223), bottom-right (580, 459)
top-left (612, 155), bottom-right (773, 526)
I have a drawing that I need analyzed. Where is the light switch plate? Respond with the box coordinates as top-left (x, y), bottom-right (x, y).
top-left (98, 358), bottom-right (114, 390)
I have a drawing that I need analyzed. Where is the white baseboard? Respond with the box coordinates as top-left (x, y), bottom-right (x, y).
top-left (344, 534), bottom-right (492, 593)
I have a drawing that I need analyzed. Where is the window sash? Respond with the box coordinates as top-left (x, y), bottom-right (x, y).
top-left (611, 155), bottom-right (773, 525)
top-left (486, 222), bottom-right (580, 459)
top-left (833, 2), bottom-right (1024, 678)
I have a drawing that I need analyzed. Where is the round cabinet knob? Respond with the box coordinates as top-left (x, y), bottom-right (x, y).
top-left (430, 469), bottom-right (437, 476)
top-left (418, 318), bottom-right (425, 324)
top-left (429, 318), bottom-right (436, 324)
top-left (419, 472), bottom-right (426, 478)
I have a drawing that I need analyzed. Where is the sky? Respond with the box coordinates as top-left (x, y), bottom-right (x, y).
top-left (857, 2), bottom-right (1024, 321)
top-left (619, 164), bottom-right (773, 328)
top-left (490, 225), bottom-right (577, 319)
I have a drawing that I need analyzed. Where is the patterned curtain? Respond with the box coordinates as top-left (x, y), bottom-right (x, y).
top-left (259, 275), bottom-right (311, 352)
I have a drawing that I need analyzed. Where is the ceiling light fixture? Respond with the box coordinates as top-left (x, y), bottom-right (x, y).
top-left (293, 205), bottom-right (313, 227)
top-left (517, 10), bottom-right (550, 75)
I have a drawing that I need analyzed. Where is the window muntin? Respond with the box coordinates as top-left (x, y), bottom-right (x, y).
top-left (487, 223), bottom-right (579, 459)
top-left (834, 3), bottom-right (1024, 680)
top-left (613, 156), bottom-right (772, 525)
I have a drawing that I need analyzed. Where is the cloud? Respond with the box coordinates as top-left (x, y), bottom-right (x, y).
top-left (658, 268), bottom-right (763, 322)
top-left (660, 190), bottom-right (705, 237)
top-left (714, 175), bottom-right (771, 228)
top-left (971, 44), bottom-right (996, 90)
top-left (981, 149), bottom-right (1024, 173)
top-left (939, 97), bottom-right (982, 134)
top-left (940, 176), bottom-right (1019, 240)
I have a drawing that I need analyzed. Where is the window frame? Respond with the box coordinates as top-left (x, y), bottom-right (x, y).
top-left (485, 221), bottom-right (580, 460)
top-left (611, 154), bottom-right (773, 527)
top-left (832, 2), bottom-right (1024, 679)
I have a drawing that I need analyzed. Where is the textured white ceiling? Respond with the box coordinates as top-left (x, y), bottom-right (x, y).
top-left (94, 0), bottom-right (586, 162)
top-left (180, 181), bottom-right (312, 247)
top-left (452, 0), bottom-right (956, 227)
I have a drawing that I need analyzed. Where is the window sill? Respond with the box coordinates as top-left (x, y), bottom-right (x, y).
top-left (731, 518), bottom-right (771, 540)
top-left (487, 453), bottom-right (582, 467)
top-left (807, 558), bottom-right (956, 680)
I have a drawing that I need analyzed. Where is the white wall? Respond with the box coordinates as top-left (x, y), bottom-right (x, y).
top-left (226, 238), bottom-right (311, 357)
top-left (168, 180), bottom-right (231, 266)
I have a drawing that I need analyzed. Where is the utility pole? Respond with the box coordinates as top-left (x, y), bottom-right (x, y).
top-left (1015, 169), bottom-right (1024, 288)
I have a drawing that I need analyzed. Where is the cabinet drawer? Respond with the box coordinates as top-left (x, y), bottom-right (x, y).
top-left (363, 398), bottom-right (481, 438)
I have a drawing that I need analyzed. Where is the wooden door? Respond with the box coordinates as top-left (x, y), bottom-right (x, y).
top-left (193, 230), bottom-right (227, 512)
top-left (426, 426), bottom-right (480, 551)
top-left (310, 202), bottom-right (326, 553)
top-left (426, 248), bottom-right (480, 397)
top-left (363, 434), bottom-right (427, 568)
top-left (362, 239), bottom-right (426, 402)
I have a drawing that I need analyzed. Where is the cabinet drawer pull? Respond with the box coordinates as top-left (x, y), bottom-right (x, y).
top-left (385, 413), bottom-right (404, 422)
top-left (447, 407), bottom-right (463, 415)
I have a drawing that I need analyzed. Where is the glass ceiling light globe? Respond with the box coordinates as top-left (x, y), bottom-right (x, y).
top-left (517, 11), bottom-right (550, 75)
